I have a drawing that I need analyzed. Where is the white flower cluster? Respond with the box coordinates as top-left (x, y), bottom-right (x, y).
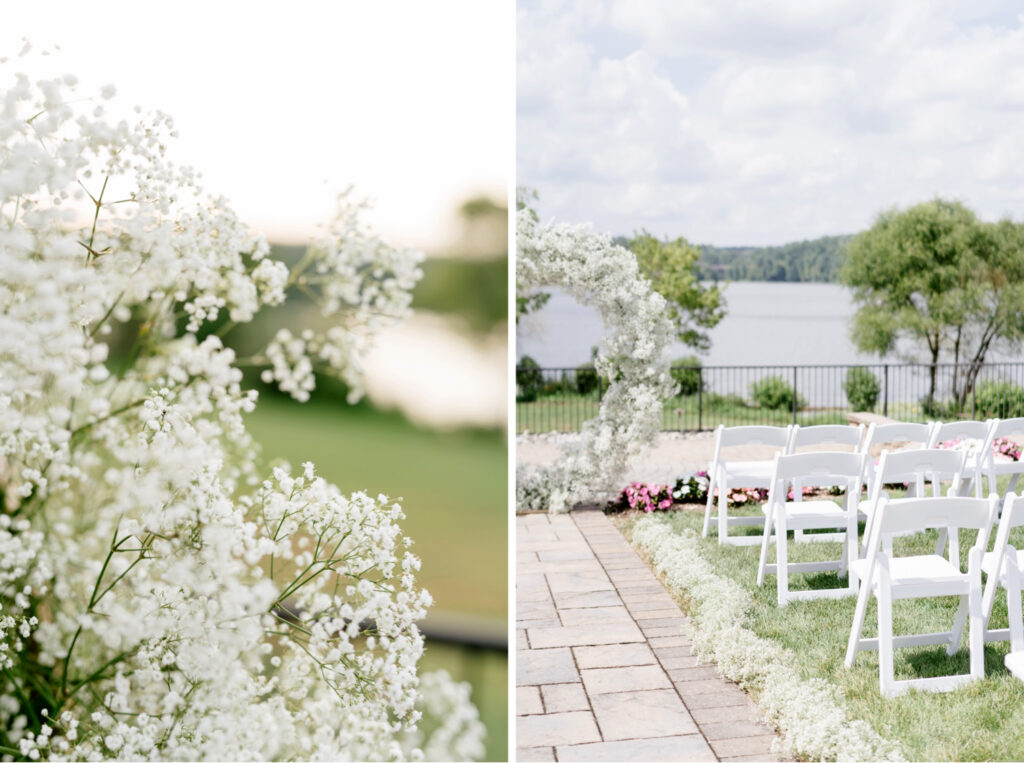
top-left (0, 66), bottom-right (479, 760)
top-left (516, 209), bottom-right (677, 513)
top-left (262, 193), bottom-right (424, 404)
top-left (629, 516), bottom-right (904, 762)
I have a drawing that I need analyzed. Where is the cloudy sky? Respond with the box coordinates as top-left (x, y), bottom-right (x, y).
top-left (518, 0), bottom-right (1024, 245)
top-left (4, 1), bottom-right (509, 250)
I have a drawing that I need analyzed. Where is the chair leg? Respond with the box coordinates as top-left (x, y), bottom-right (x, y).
top-left (756, 509), bottom-right (773, 587)
top-left (776, 513), bottom-right (789, 607)
top-left (701, 473), bottom-right (715, 538)
top-left (717, 485), bottom-right (728, 545)
top-left (878, 580), bottom-right (895, 696)
top-left (969, 587), bottom-right (984, 681)
top-left (948, 595), bottom-right (968, 656)
top-left (1009, 583), bottom-right (1024, 653)
top-left (845, 581), bottom-right (872, 668)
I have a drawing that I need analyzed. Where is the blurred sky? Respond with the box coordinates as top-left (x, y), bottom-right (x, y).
top-left (519, 0), bottom-right (1024, 245)
top-left (3, 0), bottom-right (510, 251)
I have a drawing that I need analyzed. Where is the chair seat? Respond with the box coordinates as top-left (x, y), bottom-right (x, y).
top-left (982, 548), bottom-right (1024, 583)
top-left (762, 499), bottom-right (844, 518)
top-left (1007, 651), bottom-right (1024, 681)
top-left (852, 554), bottom-right (967, 589)
top-left (713, 459), bottom-right (776, 482)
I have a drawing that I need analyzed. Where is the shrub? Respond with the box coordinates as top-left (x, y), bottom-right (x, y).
top-left (844, 366), bottom-right (880, 411)
top-left (516, 355), bottom-right (544, 402)
top-left (920, 395), bottom-right (963, 419)
top-left (973, 380), bottom-right (1024, 418)
top-left (751, 375), bottom-right (806, 411)
top-left (670, 355), bottom-right (703, 396)
top-left (575, 362), bottom-right (599, 395)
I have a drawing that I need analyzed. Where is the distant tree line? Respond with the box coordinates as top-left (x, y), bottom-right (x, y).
top-left (695, 235), bottom-right (853, 282)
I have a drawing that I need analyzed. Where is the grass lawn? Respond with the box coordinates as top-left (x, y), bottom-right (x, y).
top-left (246, 394), bottom-right (507, 760)
top-left (515, 392), bottom-right (919, 434)
top-left (618, 489), bottom-right (1024, 761)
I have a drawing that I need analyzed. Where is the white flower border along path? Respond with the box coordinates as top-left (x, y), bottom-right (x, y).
top-left (515, 210), bottom-right (676, 513)
top-left (627, 515), bottom-right (905, 762)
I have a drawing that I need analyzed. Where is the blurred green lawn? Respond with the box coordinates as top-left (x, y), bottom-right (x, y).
top-left (246, 393), bottom-right (508, 760)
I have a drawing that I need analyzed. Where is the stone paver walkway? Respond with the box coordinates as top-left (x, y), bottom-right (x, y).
top-left (516, 508), bottom-right (781, 762)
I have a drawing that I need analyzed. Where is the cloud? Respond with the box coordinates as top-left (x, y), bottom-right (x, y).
top-left (518, 0), bottom-right (1024, 244)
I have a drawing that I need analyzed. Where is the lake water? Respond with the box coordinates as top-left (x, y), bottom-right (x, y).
top-left (516, 282), bottom-right (880, 368)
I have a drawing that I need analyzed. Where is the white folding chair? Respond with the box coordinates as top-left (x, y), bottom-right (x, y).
top-left (980, 417), bottom-right (1024, 500)
top-left (703, 425), bottom-right (791, 546)
top-left (756, 451), bottom-right (867, 607)
top-left (844, 493), bottom-right (999, 697)
top-left (859, 421), bottom-right (934, 496)
top-left (787, 424), bottom-right (864, 543)
top-left (927, 419), bottom-right (995, 498)
top-left (858, 448), bottom-right (966, 561)
top-left (975, 492), bottom-right (1024, 646)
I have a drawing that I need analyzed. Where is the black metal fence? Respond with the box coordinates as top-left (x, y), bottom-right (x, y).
top-left (515, 361), bottom-right (1024, 434)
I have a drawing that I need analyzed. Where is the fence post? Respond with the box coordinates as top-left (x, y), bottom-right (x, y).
top-left (597, 374), bottom-right (602, 404)
top-left (792, 366), bottom-right (798, 425)
top-left (883, 364), bottom-right (889, 418)
top-left (698, 367), bottom-right (703, 432)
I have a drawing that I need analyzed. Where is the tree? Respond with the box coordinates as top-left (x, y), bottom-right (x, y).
top-left (629, 231), bottom-right (726, 351)
top-left (841, 199), bottom-right (1024, 405)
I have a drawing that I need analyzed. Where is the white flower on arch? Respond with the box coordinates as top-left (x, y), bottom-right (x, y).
top-left (516, 210), bottom-right (676, 513)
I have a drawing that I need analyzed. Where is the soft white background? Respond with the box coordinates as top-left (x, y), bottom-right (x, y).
top-left (3, 0), bottom-right (509, 250)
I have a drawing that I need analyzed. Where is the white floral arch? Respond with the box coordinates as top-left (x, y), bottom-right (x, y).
top-left (516, 210), bottom-right (677, 513)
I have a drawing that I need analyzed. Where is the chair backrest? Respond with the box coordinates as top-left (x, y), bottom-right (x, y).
top-left (869, 448), bottom-right (965, 499)
top-left (989, 417), bottom-right (1024, 440)
top-left (988, 493), bottom-right (1024, 565)
top-left (788, 424), bottom-right (863, 453)
top-left (861, 421), bottom-right (933, 455)
top-left (928, 420), bottom-right (993, 449)
top-left (769, 451), bottom-right (867, 493)
top-left (716, 425), bottom-right (790, 449)
top-left (873, 494), bottom-right (998, 539)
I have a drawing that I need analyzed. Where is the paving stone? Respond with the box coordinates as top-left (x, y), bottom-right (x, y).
top-left (680, 690), bottom-right (752, 709)
top-left (648, 635), bottom-right (692, 648)
top-left (518, 586), bottom-right (555, 603)
top-left (638, 617), bottom-right (689, 630)
top-left (674, 678), bottom-right (739, 696)
top-left (632, 608), bottom-right (684, 620)
top-left (515, 747), bottom-right (555, 762)
top-left (557, 735), bottom-right (716, 762)
top-left (581, 664), bottom-right (672, 694)
top-left (516, 629), bottom-right (528, 650)
top-left (615, 583), bottom-right (668, 595)
top-left (573, 643), bottom-right (657, 669)
top-left (625, 597), bottom-right (681, 611)
top-left (553, 590), bottom-right (624, 609)
top-left (517, 711), bottom-right (601, 748)
top-left (546, 571), bottom-right (614, 594)
top-left (517, 599), bottom-right (556, 620)
top-left (642, 625), bottom-right (687, 638)
top-left (710, 734), bottom-right (778, 758)
top-left (534, 559), bottom-right (607, 575)
top-left (518, 573), bottom-right (548, 591)
top-left (518, 617), bottom-right (562, 630)
top-left (528, 622), bottom-right (645, 648)
top-left (538, 548), bottom-right (595, 561)
top-left (668, 666), bottom-right (721, 682)
top-left (517, 648), bottom-right (579, 685)
top-left (517, 686), bottom-right (542, 715)
top-left (523, 513), bottom-right (552, 525)
top-left (601, 556), bottom-right (651, 569)
top-left (700, 719), bottom-right (775, 741)
top-left (591, 689), bottom-right (698, 740)
top-left (540, 682), bottom-right (589, 713)
top-left (653, 645), bottom-right (695, 659)
top-left (660, 655), bottom-right (701, 671)
top-left (559, 606), bottom-right (633, 626)
top-left (720, 745), bottom-right (782, 757)
top-left (689, 702), bottom-right (759, 724)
